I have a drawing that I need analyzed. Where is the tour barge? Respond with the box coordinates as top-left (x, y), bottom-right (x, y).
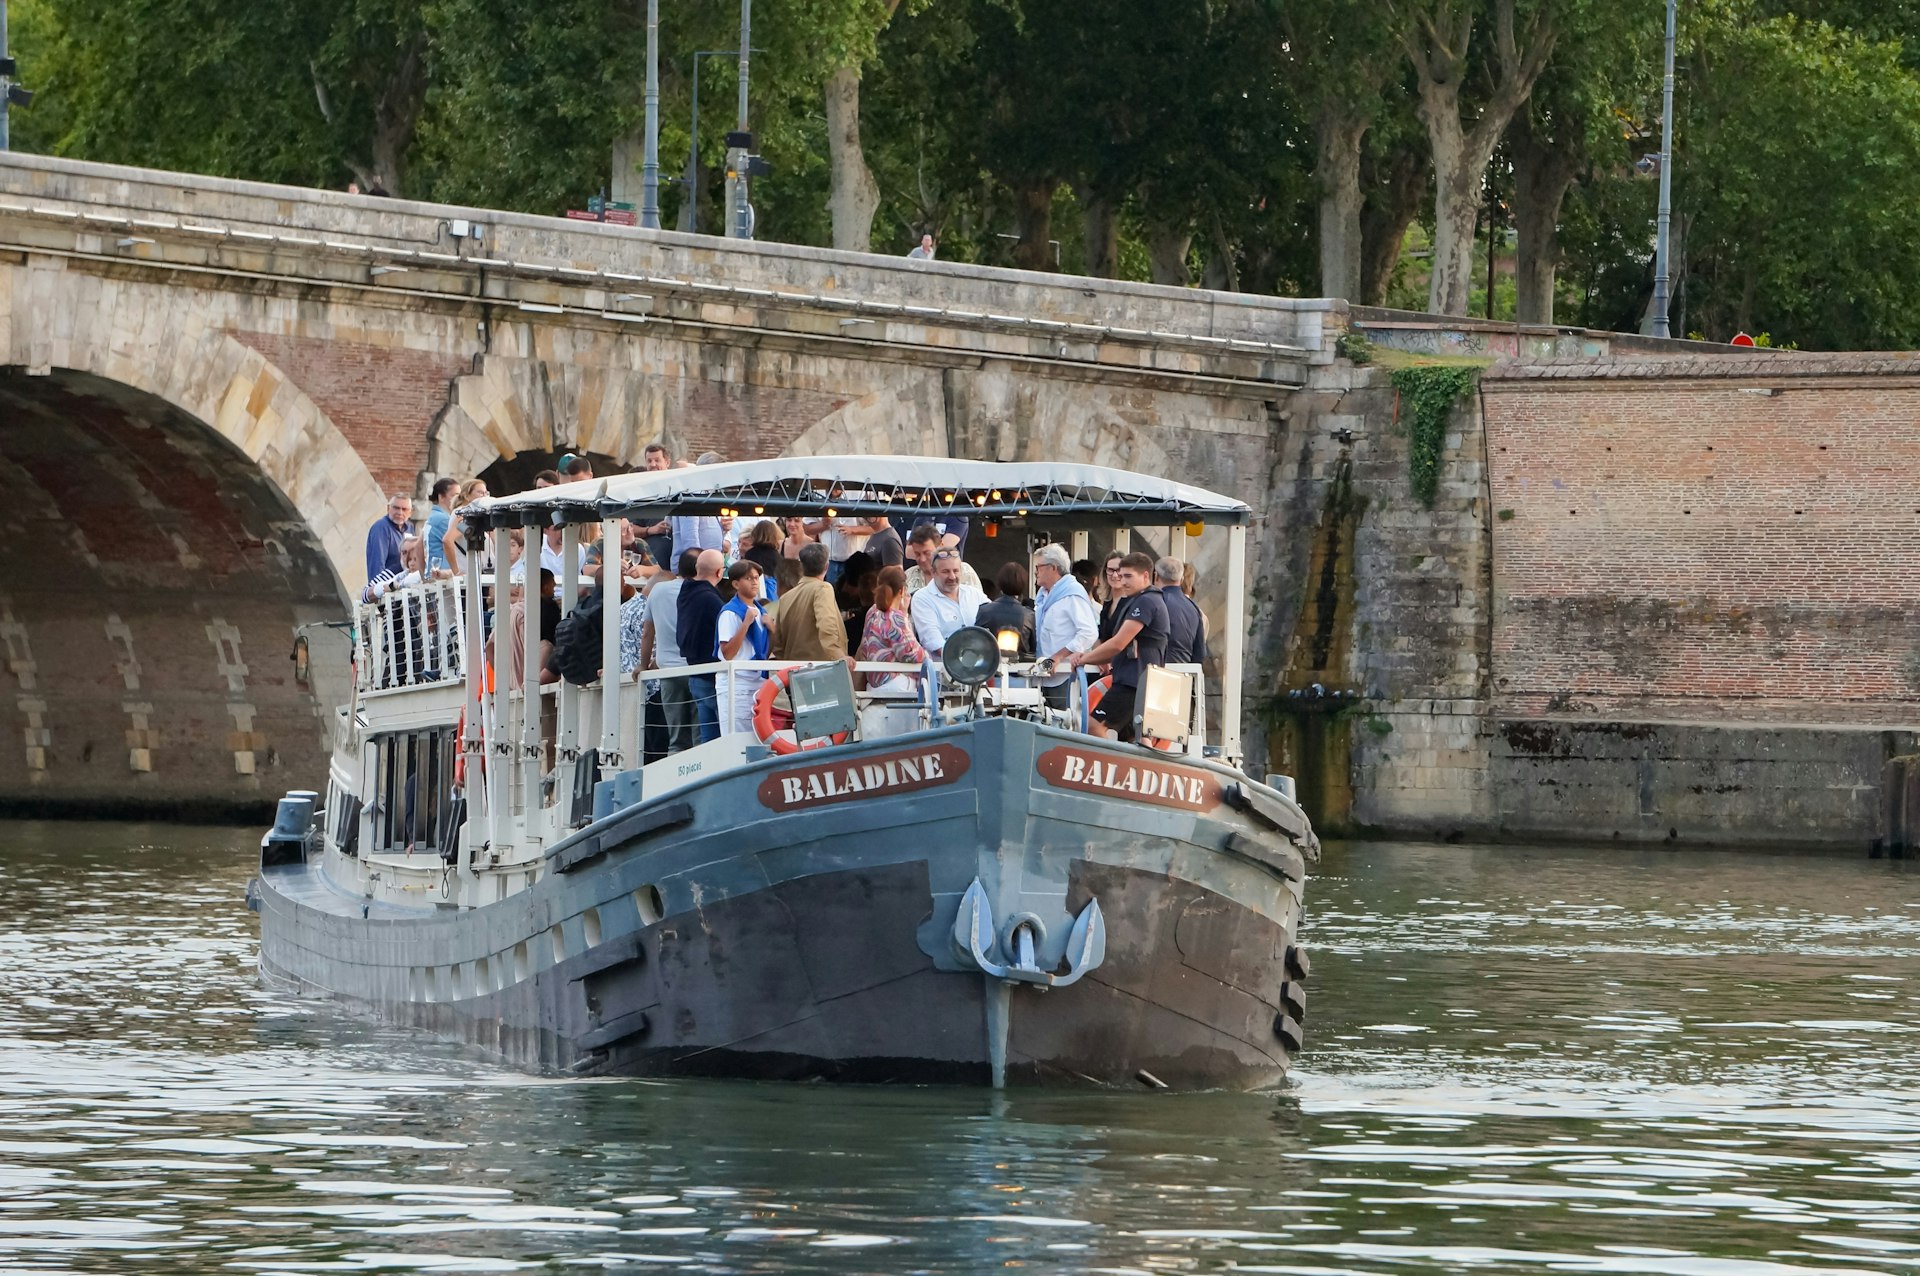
top-left (252, 458), bottom-right (1316, 1088)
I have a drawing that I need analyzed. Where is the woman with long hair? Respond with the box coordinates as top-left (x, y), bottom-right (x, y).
top-left (1097, 550), bottom-right (1126, 644)
top-left (742, 519), bottom-right (783, 599)
top-left (443, 477), bottom-right (490, 572)
top-left (855, 565), bottom-right (926, 694)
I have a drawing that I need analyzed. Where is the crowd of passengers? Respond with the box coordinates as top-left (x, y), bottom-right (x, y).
top-left (363, 446), bottom-right (1208, 745)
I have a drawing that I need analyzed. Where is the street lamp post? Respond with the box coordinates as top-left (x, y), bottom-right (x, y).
top-left (640, 0), bottom-right (660, 230)
top-left (685, 49), bottom-right (758, 234)
top-left (1651, 0), bottom-right (1677, 338)
top-left (725, 0), bottom-right (753, 240)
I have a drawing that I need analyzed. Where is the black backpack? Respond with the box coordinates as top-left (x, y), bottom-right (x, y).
top-left (550, 588), bottom-right (607, 685)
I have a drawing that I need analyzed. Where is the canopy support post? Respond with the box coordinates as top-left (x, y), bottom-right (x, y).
top-left (1222, 523), bottom-right (1246, 767)
top-left (598, 517), bottom-right (624, 778)
top-left (520, 522), bottom-right (544, 848)
top-left (486, 527), bottom-right (512, 861)
top-left (554, 524), bottom-right (582, 834)
top-left (460, 534), bottom-right (487, 881)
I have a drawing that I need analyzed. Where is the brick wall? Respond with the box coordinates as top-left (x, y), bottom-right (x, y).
top-left (235, 332), bottom-right (468, 497)
top-left (1483, 358), bottom-right (1920, 727)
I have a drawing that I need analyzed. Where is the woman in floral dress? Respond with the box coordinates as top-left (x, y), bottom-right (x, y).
top-left (855, 566), bottom-right (926, 694)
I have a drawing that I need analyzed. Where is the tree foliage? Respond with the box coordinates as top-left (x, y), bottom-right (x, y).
top-left (10, 0), bottom-right (1920, 348)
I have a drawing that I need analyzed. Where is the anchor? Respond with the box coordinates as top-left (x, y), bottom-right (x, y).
top-left (952, 878), bottom-right (1106, 987)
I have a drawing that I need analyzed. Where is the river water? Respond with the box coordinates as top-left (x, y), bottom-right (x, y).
top-left (4, 823), bottom-right (1920, 1274)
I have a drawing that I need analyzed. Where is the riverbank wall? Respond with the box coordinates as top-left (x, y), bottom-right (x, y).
top-left (1268, 325), bottom-right (1920, 851)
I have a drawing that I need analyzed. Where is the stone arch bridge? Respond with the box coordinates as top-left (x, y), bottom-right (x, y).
top-left (0, 153), bottom-right (1340, 814)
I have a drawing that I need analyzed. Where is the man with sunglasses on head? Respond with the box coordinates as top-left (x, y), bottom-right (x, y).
top-left (909, 547), bottom-right (986, 657)
top-left (904, 524), bottom-right (980, 594)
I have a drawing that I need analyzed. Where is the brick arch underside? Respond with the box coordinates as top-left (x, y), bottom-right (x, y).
top-left (0, 370), bottom-right (346, 815)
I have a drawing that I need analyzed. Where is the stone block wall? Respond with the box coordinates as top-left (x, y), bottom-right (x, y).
top-left (1258, 362), bottom-right (1493, 835)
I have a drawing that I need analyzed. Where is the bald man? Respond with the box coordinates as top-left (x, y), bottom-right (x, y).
top-left (676, 549), bottom-right (728, 743)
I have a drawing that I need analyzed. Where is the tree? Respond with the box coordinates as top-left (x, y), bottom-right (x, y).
top-left (813, 0), bottom-right (913, 252)
top-left (1673, 3), bottom-right (1920, 346)
top-left (23, 0), bottom-right (431, 195)
top-left (1278, 0), bottom-right (1401, 299)
top-left (1387, 0), bottom-right (1559, 314)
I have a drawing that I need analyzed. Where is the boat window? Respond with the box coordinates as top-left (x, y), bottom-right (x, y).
top-left (370, 726), bottom-right (458, 854)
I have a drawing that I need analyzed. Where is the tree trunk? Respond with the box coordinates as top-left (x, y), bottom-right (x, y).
top-left (1402, 0), bottom-right (1557, 314)
top-left (366, 35), bottom-right (427, 197)
top-left (1078, 186), bottom-right (1118, 278)
top-left (1360, 144), bottom-right (1427, 305)
top-left (824, 63), bottom-right (883, 252)
top-left (1147, 226), bottom-right (1192, 285)
top-left (1508, 111), bottom-right (1580, 324)
top-left (1315, 109), bottom-right (1368, 300)
top-left (610, 129), bottom-right (643, 208)
top-left (1421, 102), bottom-right (1490, 315)
top-left (1200, 208), bottom-right (1239, 292)
top-left (677, 146), bottom-right (702, 233)
top-left (1013, 180), bottom-right (1057, 271)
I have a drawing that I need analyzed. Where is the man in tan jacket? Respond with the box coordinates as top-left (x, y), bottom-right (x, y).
top-left (770, 543), bottom-right (848, 662)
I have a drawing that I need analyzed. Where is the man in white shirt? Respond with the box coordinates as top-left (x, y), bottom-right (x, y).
top-left (1031, 543), bottom-right (1097, 708)
top-left (910, 548), bottom-right (986, 656)
top-left (539, 525), bottom-right (568, 578)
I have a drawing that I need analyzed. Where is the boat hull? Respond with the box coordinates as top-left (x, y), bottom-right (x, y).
top-left (255, 716), bottom-right (1311, 1089)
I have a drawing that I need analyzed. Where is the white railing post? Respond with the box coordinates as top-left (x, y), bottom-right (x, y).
top-left (554, 523), bottom-right (582, 828)
top-left (486, 527), bottom-right (512, 856)
top-left (520, 520), bottom-right (545, 844)
top-left (1222, 523), bottom-right (1246, 767)
top-left (461, 551), bottom-right (486, 876)
top-left (598, 517), bottom-right (624, 776)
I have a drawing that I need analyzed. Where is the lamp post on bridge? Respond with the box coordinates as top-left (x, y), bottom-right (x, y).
top-left (640, 0), bottom-right (660, 230)
top-left (1650, 0), bottom-right (1678, 338)
top-left (686, 49), bottom-right (759, 235)
top-left (724, 0), bottom-right (756, 240)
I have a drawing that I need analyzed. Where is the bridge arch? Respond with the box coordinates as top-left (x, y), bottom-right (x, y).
top-left (0, 263), bottom-right (380, 813)
top-left (6, 263), bottom-right (390, 591)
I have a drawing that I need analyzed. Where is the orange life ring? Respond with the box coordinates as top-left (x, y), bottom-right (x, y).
top-left (753, 666), bottom-right (851, 755)
top-left (1084, 674), bottom-right (1180, 753)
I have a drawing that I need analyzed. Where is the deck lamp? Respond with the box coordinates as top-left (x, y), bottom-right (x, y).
top-left (787, 661), bottom-right (859, 742)
top-left (942, 626), bottom-right (1000, 687)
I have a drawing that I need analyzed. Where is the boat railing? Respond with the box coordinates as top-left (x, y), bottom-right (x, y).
top-left (354, 576), bottom-right (477, 695)
top-left (472, 652), bottom-right (1208, 794)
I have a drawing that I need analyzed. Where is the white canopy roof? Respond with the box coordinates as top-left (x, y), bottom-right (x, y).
top-left (469, 455), bottom-right (1250, 528)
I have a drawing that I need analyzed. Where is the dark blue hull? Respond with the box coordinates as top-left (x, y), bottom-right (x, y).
top-left (256, 716), bottom-right (1312, 1089)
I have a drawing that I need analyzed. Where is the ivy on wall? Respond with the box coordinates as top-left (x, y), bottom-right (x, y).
top-left (1389, 365), bottom-right (1480, 506)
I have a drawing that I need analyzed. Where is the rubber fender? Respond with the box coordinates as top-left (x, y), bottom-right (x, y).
top-left (1280, 979), bottom-right (1306, 1022)
top-left (1285, 943), bottom-right (1311, 982)
top-left (1275, 1013), bottom-right (1305, 1053)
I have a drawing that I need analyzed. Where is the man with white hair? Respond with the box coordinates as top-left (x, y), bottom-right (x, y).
top-left (365, 492), bottom-right (412, 585)
top-left (1032, 542), bottom-right (1097, 708)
